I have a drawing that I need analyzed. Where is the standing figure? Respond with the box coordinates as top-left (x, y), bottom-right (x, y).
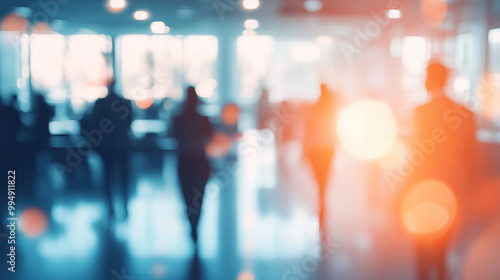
top-left (173, 86), bottom-right (213, 246)
top-left (303, 84), bottom-right (338, 240)
top-left (409, 61), bottom-right (477, 280)
top-left (90, 81), bottom-right (133, 221)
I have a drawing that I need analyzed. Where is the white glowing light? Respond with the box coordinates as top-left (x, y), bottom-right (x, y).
top-left (244, 19), bottom-right (259, 30)
top-left (387, 9), bottom-right (402, 19)
top-left (133, 10), bottom-right (150, 21)
top-left (150, 21), bottom-right (169, 34)
top-left (107, 0), bottom-right (127, 12)
top-left (243, 0), bottom-right (260, 10)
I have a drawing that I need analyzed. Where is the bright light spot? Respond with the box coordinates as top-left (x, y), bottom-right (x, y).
top-left (133, 10), bottom-right (150, 21)
top-left (403, 202), bottom-right (450, 234)
top-left (222, 103), bottom-right (240, 126)
top-left (453, 76), bottom-right (470, 94)
top-left (195, 78), bottom-right (217, 98)
top-left (401, 180), bottom-right (457, 235)
top-left (316, 35), bottom-right (333, 47)
top-left (242, 0), bottom-right (260, 10)
top-left (421, 0), bottom-right (448, 27)
top-left (304, 0), bottom-right (323, 12)
top-left (243, 29), bottom-right (257, 36)
top-left (135, 98), bottom-right (154, 109)
top-left (337, 99), bottom-right (397, 160)
top-left (238, 271), bottom-right (255, 280)
top-left (244, 19), bottom-right (259, 30)
top-left (150, 21), bottom-right (169, 34)
top-left (107, 0), bottom-right (127, 12)
top-left (19, 208), bottom-right (48, 237)
top-left (489, 28), bottom-right (500, 44)
top-left (387, 9), bottom-right (402, 19)
top-left (206, 133), bottom-right (232, 158)
top-left (401, 36), bottom-right (427, 75)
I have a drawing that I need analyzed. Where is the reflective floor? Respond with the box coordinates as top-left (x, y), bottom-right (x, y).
top-left (1, 131), bottom-right (498, 280)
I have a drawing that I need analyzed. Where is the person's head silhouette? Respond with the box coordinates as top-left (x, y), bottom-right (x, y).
top-left (184, 86), bottom-right (201, 112)
top-left (425, 60), bottom-right (449, 97)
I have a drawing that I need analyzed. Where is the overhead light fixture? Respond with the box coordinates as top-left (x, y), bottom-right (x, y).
top-left (387, 9), bottom-right (402, 19)
top-left (150, 21), bottom-right (169, 34)
top-left (304, 0), bottom-right (323, 12)
top-left (242, 0), bottom-right (260, 10)
top-left (244, 19), bottom-right (259, 30)
top-left (107, 0), bottom-right (127, 13)
top-left (133, 10), bottom-right (150, 20)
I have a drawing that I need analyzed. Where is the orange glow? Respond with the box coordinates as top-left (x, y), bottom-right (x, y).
top-left (421, 0), bottom-right (448, 27)
top-left (337, 99), bottom-right (397, 160)
top-left (19, 208), bottom-right (48, 238)
top-left (205, 132), bottom-right (232, 158)
top-left (403, 202), bottom-right (450, 234)
top-left (221, 103), bottom-right (240, 126)
top-left (471, 178), bottom-right (500, 221)
top-left (238, 271), bottom-right (255, 280)
top-left (1, 14), bottom-right (28, 33)
top-left (135, 98), bottom-right (154, 109)
top-left (401, 180), bottom-right (457, 235)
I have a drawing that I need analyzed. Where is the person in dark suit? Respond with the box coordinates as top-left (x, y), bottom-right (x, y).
top-left (409, 60), bottom-right (477, 280)
top-left (303, 84), bottom-right (338, 242)
top-left (172, 86), bottom-right (213, 246)
top-left (89, 81), bottom-right (133, 221)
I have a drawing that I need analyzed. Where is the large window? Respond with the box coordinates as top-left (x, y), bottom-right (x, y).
top-left (119, 35), bottom-right (218, 101)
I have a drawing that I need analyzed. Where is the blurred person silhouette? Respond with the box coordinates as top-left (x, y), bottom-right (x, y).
top-left (172, 86), bottom-right (213, 248)
top-left (0, 95), bottom-right (21, 155)
top-left (303, 84), bottom-right (338, 242)
top-left (408, 60), bottom-right (477, 280)
top-left (32, 93), bottom-right (54, 150)
top-left (89, 80), bottom-right (132, 221)
top-left (257, 88), bottom-right (272, 130)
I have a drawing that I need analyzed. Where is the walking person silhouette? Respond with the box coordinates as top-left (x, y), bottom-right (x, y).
top-left (303, 84), bottom-right (339, 243)
top-left (172, 86), bottom-right (214, 248)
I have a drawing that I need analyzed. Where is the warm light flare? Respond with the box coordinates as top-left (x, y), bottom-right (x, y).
top-left (221, 103), bottom-right (240, 126)
top-left (421, 0), bottom-right (448, 27)
top-left (206, 133), bottom-right (232, 158)
top-left (135, 98), bottom-right (154, 109)
top-left (107, 0), bottom-right (127, 13)
top-left (401, 180), bottom-right (457, 235)
top-left (19, 208), bottom-right (48, 237)
top-left (336, 99), bottom-right (397, 160)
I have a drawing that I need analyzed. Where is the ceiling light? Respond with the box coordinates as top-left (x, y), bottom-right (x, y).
top-left (387, 9), bottom-right (401, 19)
top-left (150, 21), bottom-right (169, 34)
top-left (244, 19), bottom-right (259, 30)
top-left (243, 0), bottom-right (260, 10)
top-left (107, 0), bottom-right (127, 12)
top-left (134, 10), bottom-right (149, 21)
